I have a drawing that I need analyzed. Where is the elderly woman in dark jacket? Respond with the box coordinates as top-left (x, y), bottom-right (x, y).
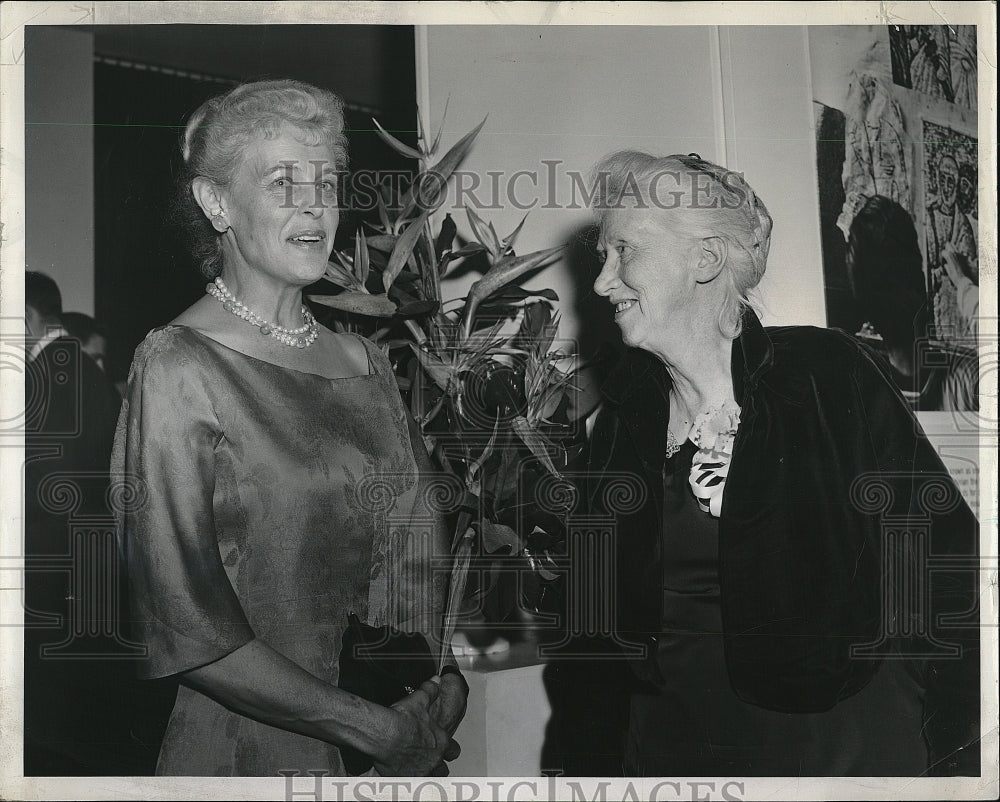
top-left (569, 152), bottom-right (979, 776)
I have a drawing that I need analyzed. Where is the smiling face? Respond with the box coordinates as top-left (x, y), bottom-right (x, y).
top-left (216, 123), bottom-right (340, 287)
top-left (593, 206), bottom-right (699, 355)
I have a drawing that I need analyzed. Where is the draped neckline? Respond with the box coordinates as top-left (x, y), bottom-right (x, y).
top-left (163, 324), bottom-right (375, 382)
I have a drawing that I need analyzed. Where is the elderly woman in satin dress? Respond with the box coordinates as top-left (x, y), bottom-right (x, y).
top-left (112, 79), bottom-right (466, 777)
top-left (570, 151), bottom-right (979, 776)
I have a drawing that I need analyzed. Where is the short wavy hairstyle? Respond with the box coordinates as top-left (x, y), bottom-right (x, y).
top-left (175, 79), bottom-right (348, 279)
top-left (589, 151), bottom-right (773, 338)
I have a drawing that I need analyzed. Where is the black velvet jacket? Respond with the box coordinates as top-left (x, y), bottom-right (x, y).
top-left (584, 312), bottom-right (980, 774)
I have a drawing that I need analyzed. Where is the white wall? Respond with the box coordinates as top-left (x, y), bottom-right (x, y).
top-left (420, 25), bottom-right (827, 349)
top-left (720, 27), bottom-right (827, 328)
top-left (421, 25), bottom-right (722, 352)
top-left (24, 26), bottom-right (95, 315)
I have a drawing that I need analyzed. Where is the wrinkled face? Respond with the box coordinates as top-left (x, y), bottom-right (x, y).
top-left (219, 123), bottom-right (339, 286)
top-left (592, 206), bottom-right (696, 354)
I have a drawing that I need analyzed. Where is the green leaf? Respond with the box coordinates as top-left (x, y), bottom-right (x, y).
top-left (430, 96), bottom-right (450, 157)
top-left (467, 420), bottom-right (500, 483)
top-left (518, 311), bottom-right (559, 362)
top-left (435, 213), bottom-right (457, 262)
top-left (418, 388), bottom-right (448, 428)
top-left (395, 299), bottom-right (439, 317)
top-left (389, 269), bottom-right (422, 291)
top-left (461, 318), bottom-right (510, 357)
top-left (487, 438), bottom-right (521, 507)
top-left (440, 242), bottom-right (487, 277)
top-left (416, 222), bottom-right (437, 276)
top-left (534, 310), bottom-right (561, 356)
top-left (388, 284), bottom-right (419, 307)
top-left (494, 286), bottom-right (558, 303)
top-left (431, 114), bottom-right (487, 176)
top-left (404, 318), bottom-right (428, 345)
top-left (399, 116), bottom-right (487, 219)
top-left (522, 300), bottom-right (554, 338)
top-left (365, 234), bottom-right (398, 253)
top-left (372, 118), bottom-right (425, 160)
top-left (462, 245), bottom-right (565, 339)
top-left (512, 416), bottom-right (562, 478)
top-left (366, 248), bottom-right (389, 273)
top-left (332, 248), bottom-right (353, 269)
top-left (415, 108), bottom-right (428, 149)
top-left (307, 292), bottom-right (397, 317)
top-left (502, 213), bottom-right (529, 254)
top-left (480, 520), bottom-right (522, 555)
top-left (466, 207), bottom-right (498, 258)
top-left (450, 242), bottom-right (488, 258)
top-left (482, 246), bottom-right (565, 294)
top-left (409, 342), bottom-right (456, 391)
top-left (384, 210), bottom-right (431, 292)
top-left (524, 545), bottom-right (560, 581)
top-left (473, 302), bottom-right (529, 322)
top-left (354, 229), bottom-right (370, 284)
top-left (440, 526), bottom-right (475, 668)
top-left (324, 261), bottom-right (363, 291)
top-left (376, 191), bottom-right (394, 233)
top-left (487, 221), bottom-right (502, 259)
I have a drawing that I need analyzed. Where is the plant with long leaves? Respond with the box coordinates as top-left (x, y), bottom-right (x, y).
top-left (309, 111), bottom-right (589, 627)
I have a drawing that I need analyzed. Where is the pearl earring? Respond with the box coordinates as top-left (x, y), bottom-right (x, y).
top-left (212, 211), bottom-right (227, 232)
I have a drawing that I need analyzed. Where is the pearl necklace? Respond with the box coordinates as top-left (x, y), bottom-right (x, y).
top-left (206, 276), bottom-right (319, 349)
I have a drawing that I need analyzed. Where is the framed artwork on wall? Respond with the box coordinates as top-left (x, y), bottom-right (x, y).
top-left (920, 118), bottom-right (979, 347)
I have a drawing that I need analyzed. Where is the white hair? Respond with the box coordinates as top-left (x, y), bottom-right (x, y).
top-left (590, 151), bottom-right (773, 338)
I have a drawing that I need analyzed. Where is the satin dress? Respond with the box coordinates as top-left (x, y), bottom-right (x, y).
top-left (625, 440), bottom-right (927, 776)
top-left (112, 326), bottom-right (446, 776)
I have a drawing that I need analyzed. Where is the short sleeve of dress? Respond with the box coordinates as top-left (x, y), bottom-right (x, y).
top-left (112, 328), bottom-right (255, 679)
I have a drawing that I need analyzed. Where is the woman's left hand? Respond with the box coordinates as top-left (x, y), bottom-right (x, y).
top-left (422, 673), bottom-right (467, 777)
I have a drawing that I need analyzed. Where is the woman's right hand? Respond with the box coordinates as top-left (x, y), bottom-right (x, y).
top-left (371, 678), bottom-right (453, 776)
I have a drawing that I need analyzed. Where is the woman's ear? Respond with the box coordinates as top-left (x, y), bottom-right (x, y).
top-left (695, 235), bottom-right (727, 284)
top-left (191, 177), bottom-right (229, 232)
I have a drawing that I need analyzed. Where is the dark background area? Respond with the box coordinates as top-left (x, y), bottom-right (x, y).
top-left (82, 25), bottom-right (418, 381)
top-left (813, 102), bottom-right (859, 338)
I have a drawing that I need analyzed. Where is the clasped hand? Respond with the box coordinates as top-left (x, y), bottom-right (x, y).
top-left (373, 677), bottom-right (462, 776)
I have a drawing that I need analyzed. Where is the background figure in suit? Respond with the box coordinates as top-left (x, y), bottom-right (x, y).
top-left (61, 312), bottom-right (111, 375)
top-left (24, 271), bottom-right (173, 775)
